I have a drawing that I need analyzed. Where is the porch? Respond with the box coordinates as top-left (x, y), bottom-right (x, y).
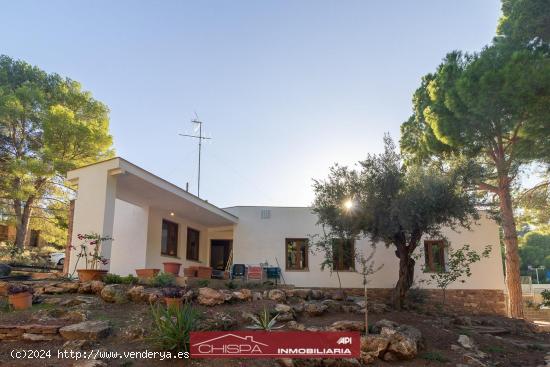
top-left (66, 158), bottom-right (238, 277)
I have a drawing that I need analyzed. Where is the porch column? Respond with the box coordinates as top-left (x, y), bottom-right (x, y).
top-left (68, 167), bottom-right (119, 275)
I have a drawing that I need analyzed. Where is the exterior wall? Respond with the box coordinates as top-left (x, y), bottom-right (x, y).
top-left (110, 199), bottom-right (149, 276)
top-left (68, 159), bottom-right (119, 272)
top-left (145, 207), bottom-right (213, 271)
top-left (225, 206), bottom-right (506, 291)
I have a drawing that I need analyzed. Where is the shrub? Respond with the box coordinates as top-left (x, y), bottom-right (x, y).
top-left (225, 280), bottom-right (238, 290)
top-left (7, 284), bottom-right (33, 295)
top-left (246, 307), bottom-right (282, 331)
top-left (149, 302), bottom-right (200, 352)
top-left (150, 272), bottom-right (176, 287)
top-left (103, 273), bottom-right (123, 284)
top-left (121, 274), bottom-right (139, 285)
top-left (162, 287), bottom-right (186, 298)
top-left (197, 279), bottom-right (209, 287)
top-left (541, 289), bottom-right (550, 307)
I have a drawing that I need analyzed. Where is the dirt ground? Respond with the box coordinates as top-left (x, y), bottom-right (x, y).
top-left (0, 290), bottom-right (549, 367)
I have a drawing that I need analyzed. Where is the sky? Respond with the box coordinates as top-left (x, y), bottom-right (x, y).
top-left (1, 0), bottom-right (502, 208)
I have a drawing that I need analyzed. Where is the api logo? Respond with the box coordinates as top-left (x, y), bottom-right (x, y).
top-left (337, 336), bottom-right (353, 345)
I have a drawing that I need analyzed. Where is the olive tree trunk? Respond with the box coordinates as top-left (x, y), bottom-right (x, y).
top-left (393, 246), bottom-right (415, 309)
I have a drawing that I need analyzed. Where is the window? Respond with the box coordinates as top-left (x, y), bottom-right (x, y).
top-left (332, 239), bottom-right (355, 271)
top-left (424, 240), bottom-right (446, 272)
top-left (285, 238), bottom-right (308, 270)
top-left (186, 227), bottom-right (200, 261)
top-left (161, 220), bottom-right (178, 256)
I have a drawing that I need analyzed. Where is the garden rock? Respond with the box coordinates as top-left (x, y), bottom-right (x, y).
top-left (328, 320), bottom-right (365, 332)
top-left (127, 286), bottom-right (146, 302)
top-left (322, 299), bottom-right (342, 312)
top-left (291, 303), bottom-right (305, 314)
top-left (454, 316), bottom-right (473, 326)
top-left (90, 281), bottom-right (105, 294)
top-left (63, 339), bottom-right (90, 351)
top-left (381, 324), bottom-right (423, 360)
top-left (252, 292), bottom-right (262, 301)
top-left (57, 282), bottom-right (80, 293)
top-left (310, 290), bottom-right (324, 300)
top-left (22, 333), bottom-right (57, 341)
top-left (232, 289), bottom-right (252, 301)
top-left (198, 312), bottom-right (237, 331)
top-left (369, 302), bottom-right (389, 314)
top-left (292, 288), bottom-right (312, 300)
top-left (458, 334), bottom-right (474, 349)
top-left (372, 319), bottom-right (399, 334)
top-left (360, 334), bottom-right (391, 364)
top-left (286, 321), bottom-right (306, 331)
top-left (197, 287), bottom-right (225, 306)
top-left (44, 286), bottom-right (65, 294)
top-left (0, 264), bottom-right (12, 276)
top-left (59, 321), bottom-right (111, 341)
top-left (268, 289), bottom-right (286, 302)
top-left (275, 304), bottom-right (292, 313)
top-left (277, 359), bottom-right (294, 367)
top-left (304, 302), bottom-right (328, 316)
top-left (100, 284), bottom-right (127, 303)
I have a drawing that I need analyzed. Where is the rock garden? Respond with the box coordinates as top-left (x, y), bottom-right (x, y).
top-left (0, 274), bottom-right (549, 367)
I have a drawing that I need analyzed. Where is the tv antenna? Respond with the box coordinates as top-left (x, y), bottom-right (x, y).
top-left (178, 113), bottom-right (211, 198)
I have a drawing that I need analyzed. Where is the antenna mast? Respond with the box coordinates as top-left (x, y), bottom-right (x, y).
top-left (179, 115), bottom-right (211, 197)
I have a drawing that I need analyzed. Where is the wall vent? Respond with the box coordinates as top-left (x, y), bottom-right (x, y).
top-left (260, 208), bottom-right (271, 219)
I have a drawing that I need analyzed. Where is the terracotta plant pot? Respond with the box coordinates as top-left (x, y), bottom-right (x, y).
top-left (197, 266), bottom-right (212, 279)
top-left (183, 267), bottom-right (197, 277)
top-left (135, 268), bottom-right (160, 279)
top-left (163, 262), bottom-right (182, 276)
top-left (77, 269), bottom-right (108, 282)
top-left (9, 292), bottom-right (32, 310)
top-left (164, 297), bottom-right (182, 309)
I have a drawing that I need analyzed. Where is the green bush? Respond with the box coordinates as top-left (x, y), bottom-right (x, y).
top-left (150, 272), bottom-right (176, 287)
top-left (197, 279), bottom-right (209, 287)
top-left (103, 273), bottom-right (123, 284)
top-left (149, 303), bottom-right (200, 352)
top-left (541, 289), bottom-right (550, 307)
top-left (103, 274), bottom-right (139, 285)
top-left (225, 280), bottom-right (238, 290)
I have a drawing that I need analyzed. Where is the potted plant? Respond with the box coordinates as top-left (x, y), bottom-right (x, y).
top-left (135, 268), bottom-right (160, 279)
top-left (197, 266), bottom-right (212, 279)
top-left (71, 233), bottom-right (112, 281)
top-left (162, 287), bottom-right (185, 309)
top-left (183, 267), bottom-right (197, 277)
top-left (7, 284), bottom-right (33, 310)
top-left (162, 262), bottom-right (182, 276)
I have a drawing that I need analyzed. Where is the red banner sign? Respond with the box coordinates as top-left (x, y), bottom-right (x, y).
top-left (190, 331), bottom-right (360, 358)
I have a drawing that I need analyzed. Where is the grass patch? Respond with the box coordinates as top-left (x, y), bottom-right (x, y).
top-left (420, 351), bottom-right (450, 363)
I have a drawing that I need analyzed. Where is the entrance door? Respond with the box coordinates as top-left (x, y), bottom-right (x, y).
top-left (210, 240), bottom-right (232, 271)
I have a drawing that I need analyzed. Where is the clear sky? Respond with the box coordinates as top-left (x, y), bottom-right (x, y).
top-left (1, 0), bottom-right (501, 207)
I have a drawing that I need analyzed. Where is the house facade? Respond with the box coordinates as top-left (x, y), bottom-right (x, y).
top-left (66, 157), bottom-right (507, 315)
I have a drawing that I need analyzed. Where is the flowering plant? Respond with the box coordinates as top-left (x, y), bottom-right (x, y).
top-left (71, 233), bottom-right (113, 275)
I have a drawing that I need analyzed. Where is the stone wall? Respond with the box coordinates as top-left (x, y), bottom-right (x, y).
top-left (317, 287), bottom-right (507, 316)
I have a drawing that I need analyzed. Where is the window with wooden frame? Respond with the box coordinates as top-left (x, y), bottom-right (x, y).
top-left (161, 219), bottom-right (178, 256)
top-left (29, 230), bottom-right (40, 247)
top-left (186, 227), bottom-right (200, 261)
top-left (424, 240), bottom-right (446, 272)
top-left (332, 238), bottom-right (355, 271)
top-left (285, 238), bottom-right (308, 270)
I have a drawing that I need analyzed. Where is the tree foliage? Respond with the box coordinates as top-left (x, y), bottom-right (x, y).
top-left (0, 55), bottom-right (113, 248)
top-left (312, 136), bottom-right (478, 308)
top-left (422, 244), bottom-right (491, 305)
top-left (519, 231), bottom-right (550, 282)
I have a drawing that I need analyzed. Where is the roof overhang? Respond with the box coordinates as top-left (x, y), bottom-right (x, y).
top-left (67, 157), bottom-right (238, 227)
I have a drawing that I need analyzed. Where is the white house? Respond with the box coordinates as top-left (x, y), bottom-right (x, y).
top-left (66, 157), bottom-right (507, 314)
